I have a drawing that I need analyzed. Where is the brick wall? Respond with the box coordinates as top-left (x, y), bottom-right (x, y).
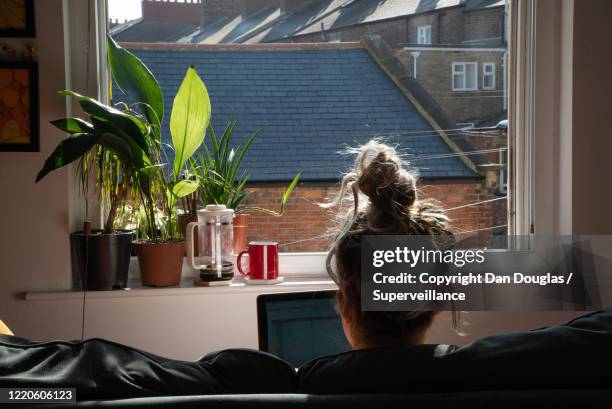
top-left (241, 180), bottom-right (506, 252)
top-left (395, 49), bottom-right (505, 124)
top-left (404, 6), bottom-right (466, 45)
top-left (141, 0), bottom-right (202, 24)
top-left (464, 8), bottom-right (504, 44)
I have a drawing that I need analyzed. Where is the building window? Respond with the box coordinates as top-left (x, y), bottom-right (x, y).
top-left (417, 25), bottom-right (432, 44)
top-left (452, 62), bottom-right (478, 91)
top-left (483, 62), bottom-right (496, 90)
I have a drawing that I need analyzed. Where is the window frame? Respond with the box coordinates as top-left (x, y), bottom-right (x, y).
top-left (73, 0), bottom-right (573, 276)
top-left (452, 62), bottom-right (478, 91)
top-left (482, 62), bottom-right (496, 90)
top-left (417, 25), bottom-right (432, 45)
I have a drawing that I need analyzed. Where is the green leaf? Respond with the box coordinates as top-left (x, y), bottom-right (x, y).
top-left (98, 133), bottom-right (134, 165)
top-left (172, 179), bottom-right (199, 198)
top-left (282, 172), bottom-right (301, 206)
top-left (171, 66), bottom-right (211, 178)
top-left (91, 117), bottom-right (149, 169)
top-left (35, 133), bottom-right (100, 182)
top-left (51, 118), bottom-right (94, 134)
top-left (61, 90), bottom-right (150, 155)
top-left (139, 164), bottom-right (165, 175)
top-left (107, 36), bottom-right (164, 131)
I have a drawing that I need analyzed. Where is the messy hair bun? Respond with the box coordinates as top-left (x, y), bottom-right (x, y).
top-left (325, 140), bottom-right (456, 341)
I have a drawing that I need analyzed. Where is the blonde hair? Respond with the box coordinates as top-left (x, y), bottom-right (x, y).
top-left (325, 140), bottom-right (459, 339)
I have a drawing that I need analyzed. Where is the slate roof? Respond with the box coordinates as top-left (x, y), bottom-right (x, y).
top-left (292, 0), bottom-right (463, 38)
top-left (112, 19), bottom-right (199, 43)
top-left (116, 44), bottom-right (478, 182)
top-left (183, 0), bottom-right (468, 45)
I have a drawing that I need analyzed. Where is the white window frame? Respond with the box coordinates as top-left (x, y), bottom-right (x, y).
top-left (76, 0), bottom-right (574, 278)
top-left (483, 62), bottom-right (496, 90)
top-left (452, 62), bottom-right (478, 91)
top-left (417, 25), bottom-right (432, 45)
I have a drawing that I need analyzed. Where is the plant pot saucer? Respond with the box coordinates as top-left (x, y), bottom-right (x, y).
top-left (244, 277), bottom-right (284, 285)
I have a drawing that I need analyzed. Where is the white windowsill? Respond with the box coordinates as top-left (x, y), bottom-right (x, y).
top-left (25, 252), bottom-right (333, 301)
top-left (25, 275), bottom-right (336, 301)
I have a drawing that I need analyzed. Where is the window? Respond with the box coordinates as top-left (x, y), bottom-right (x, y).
top-left (103, 0), bottom-right (513, 257)
top-left (452, 62), bottom-right (478, 91)
top-left (417, 25), bottom-right (432, 44)
top-left (483, 62), bottom-right (496, 90)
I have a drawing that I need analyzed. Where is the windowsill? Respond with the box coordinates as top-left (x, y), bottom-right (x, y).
top-left (24, 252), bottom-right (332, 301)
top-left (24, 275), bottom-right (336, 301)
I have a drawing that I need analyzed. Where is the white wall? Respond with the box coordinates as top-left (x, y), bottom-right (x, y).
top-left (0, 0), bottom-right (83, 340)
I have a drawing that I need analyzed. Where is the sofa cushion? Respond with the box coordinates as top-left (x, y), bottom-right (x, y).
top-left (0, 336), bottom-right (296, 400)
top-left (297, 309), bottom-right (612, 394)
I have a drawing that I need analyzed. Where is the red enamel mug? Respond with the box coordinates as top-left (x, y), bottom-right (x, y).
top-left (237, 242), bottom-right (279, 280)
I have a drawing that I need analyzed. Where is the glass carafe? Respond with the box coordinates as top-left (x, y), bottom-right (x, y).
top-left (186, 205), bottom-right (234, 281)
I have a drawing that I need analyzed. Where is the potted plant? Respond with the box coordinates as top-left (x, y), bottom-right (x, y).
top-left (189, 120), bottom-right (300, 253)
top-left (36, 90), bottom-right (149, 291)
top-left (107, 38), bottom-right (210, 287)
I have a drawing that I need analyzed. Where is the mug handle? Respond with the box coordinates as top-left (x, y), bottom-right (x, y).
top-left (237, 250), bottom-right (250, 276)
top-left (187, 222), bottom-right (206, 270)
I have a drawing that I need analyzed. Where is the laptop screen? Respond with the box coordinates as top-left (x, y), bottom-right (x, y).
top-left (257, 290), bottom-right (350, 367)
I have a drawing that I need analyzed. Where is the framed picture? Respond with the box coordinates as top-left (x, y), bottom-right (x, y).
top-left (0, 61), bottom-right (38, 152)
top-left (0, 0), bottom-right (35, 37)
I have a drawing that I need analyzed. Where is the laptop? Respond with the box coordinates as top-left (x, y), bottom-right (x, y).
top-left (257, 290), bottom-right (351, 367)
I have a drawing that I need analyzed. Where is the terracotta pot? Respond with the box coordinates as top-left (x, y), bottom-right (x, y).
top-left (134, 240), bottom-right (185, 287)
top-left (178, 213), bottom-right (199, 256)
top-left (233, 213), bottom-right (251, 254)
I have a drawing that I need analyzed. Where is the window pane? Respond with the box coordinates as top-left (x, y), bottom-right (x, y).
top-left (454, 73), bottom-right (464, 89)
top-left (465, 64), bottom-right (476, 89)
top-left (108, 0), bottom-right (510, 252)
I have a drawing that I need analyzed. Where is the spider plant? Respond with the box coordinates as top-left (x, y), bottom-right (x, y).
top-left (190, 120), bottom-right (300, 216)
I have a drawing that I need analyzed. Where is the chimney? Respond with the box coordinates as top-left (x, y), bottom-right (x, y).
top-left (200, 0), bottom-right (245, 29)
top-left (141, 0), bottom-right (202, 25)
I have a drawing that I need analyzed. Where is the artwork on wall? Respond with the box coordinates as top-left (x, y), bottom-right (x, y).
top-left (0, 0), bottom-right (35, 37)
top-left (0, 61), bottom-right (38, 152)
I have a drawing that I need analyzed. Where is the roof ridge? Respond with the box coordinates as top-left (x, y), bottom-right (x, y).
top-left (120, 41), bottom-right (364, 51)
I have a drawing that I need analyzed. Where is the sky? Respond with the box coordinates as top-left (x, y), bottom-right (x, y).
top-left (108, 0), bottom-right (201, 21)
top-left (107, 0), bottom-right (143, 22)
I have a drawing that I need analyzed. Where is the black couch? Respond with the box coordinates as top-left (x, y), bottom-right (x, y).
top-left (2, 309), bottom-right (612, 408)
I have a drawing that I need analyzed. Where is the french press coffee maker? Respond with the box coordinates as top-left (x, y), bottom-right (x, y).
top-left (186, 205), bottom-right (234, 282)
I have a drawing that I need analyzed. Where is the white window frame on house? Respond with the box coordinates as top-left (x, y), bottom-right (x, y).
top-left (452, 62), bottom-right (478, 91)
top-left (417, 25), bottom-right (432, 45)
top-left (483, 62), bottom-right (496, 90)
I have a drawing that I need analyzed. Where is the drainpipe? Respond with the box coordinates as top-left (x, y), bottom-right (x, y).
top-left (503, 51), bottom-right (508, 110)
top-left (411, 51), bottom-right (421, 79)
